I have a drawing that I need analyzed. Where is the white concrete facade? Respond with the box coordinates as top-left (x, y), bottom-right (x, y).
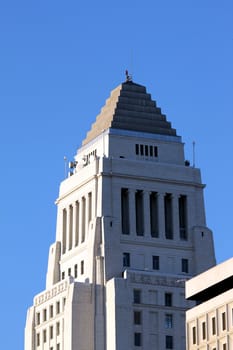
top-left (25, 81), bottom-right (216, 350)
top-left (186, 258), bottom-right (233, 350)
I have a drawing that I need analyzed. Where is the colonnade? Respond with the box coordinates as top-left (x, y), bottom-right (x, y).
top-left (121, 188), bottom-right (188, 240)
top-left (61, 192), bottom-right (92, 254)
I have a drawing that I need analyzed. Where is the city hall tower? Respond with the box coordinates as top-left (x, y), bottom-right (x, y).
top-left (25, 78), bottom-right (216, 350)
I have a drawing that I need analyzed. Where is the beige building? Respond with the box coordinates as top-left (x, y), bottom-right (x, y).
top-left (25, 79), bottom-right (216, 350)
top-left (186, 258), bottom-right (233, 350)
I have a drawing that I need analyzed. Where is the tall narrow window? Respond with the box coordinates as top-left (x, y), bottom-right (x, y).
top-left (152, 255), bottom-right (160, 270)
top-left (36, 312), bottom-right (40, 325)
top-left (49, 305), bottom-right (53, 318)
top-left (149, 145), bottom-right (153, 157)
top-left (50, 326), bottom-right (53, 339)
top-left (75, 201), bottom-right (79, 246)
top-left (134, 333), bottom-right (142, 347)
top-left (88, 192), bottom-right (92, 223)
top-left (136, 190), bottom-right (144, 236)
top-left (181, 258), bottom-right (189, 273)
top-left (43, 308), bottom-right (47, 322)
top-left (165, 314), bottom-right (173, 328)
top-left (164, 194), bottom-right (173, 239)
top-left (140, 144), bottom-right (144, 155)
top-left (154, 146), bottom-right (158, 157)
top-left (62, 208), bottom-right (67, 254)
top-left (145, 145), bottom-right (149, 156)
top-left (165, 293), bottom-right (172, 306)
top-left (179, 195), bottom-right (188, 240)
top-left (134, 311), bottom-right (142, 325)
top-left (222, 312), bottom-right (226, 331)
top-left (202, 322), bottom-right (206, 340)
top-left (135, 144), bottom-right (139, 155)
top-left (192, 326), bottom-right (196, 344)
top-left (56, 301), bottom-right (60, 314)
top-left (69, 205), bottom-right (73, 250)
top-left (121, 188), bottom-right (130, 234)
top-left (123, 252), bottom-right (130, 267)
top-left (81, 260), bottom-right (84, 275)
top-left (212, 317), bottom-right (216, 335)
top-left (81, 196), bottom-right (86, 242)
top-left (150, 192), bottom-right (158, 237)
top-left (74, 264), bottom-right (78, 278)
top-left (166, 335), bottom-right (173, 349)
top-left (36, 333), bottom-right (40, 347)
top-left (56, 322), bottom-right (60, 336)
top-left (43, 329), bottom-right (47, 343)
top-left (134, 289), bottom-right (141, 304)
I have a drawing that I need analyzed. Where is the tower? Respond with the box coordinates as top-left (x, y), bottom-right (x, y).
top-left (25, 79), bottom-right (216, 350)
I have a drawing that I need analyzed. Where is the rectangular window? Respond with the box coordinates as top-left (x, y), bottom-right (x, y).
top-left (140, 144), bottom-right (144, 155)
top-left (135, 144), bottom-right (139, 155)
top-left (43, 329), bottom-right (47, 343)
top-left (63, 298), bottom-right (66, 310)
top-left (123, 252), bottom-right (130, 267)
top-left (56, 301), bottom-right (60, 314)
top-left (134, 311), bottom-right (142, 325)
top-left (223, 344), bottom-right (227, 350)
top-left (36, 333), bottom-right (40, 347)
top-left (145, 145), bottom-right (148, 156)
top-left (68, 267), bottom-right (71, 276)
top-left (36, 312), bottom-right (40, 325)
top-left (192, 326), bottom-right (196, 344)
top-left (57, 344), bottom-right (60, 350)
top-left (212, 317), bottom-right (216, 335)
top-left (181, 258), bottom-right (189, 273)
top-left (202, 321), bottom-right (206, 340)
top-left (135, 190), bottom-right (144, 236)
top-left (154, 146), bottom-right (158, 157)
top-left (152, 255), bottom-right (160, 270)
top-left (121, 188), bottom-right (130, 234)
top-left (134, 289), bottom-right (141, 304)
top-left (50, 305), bottom-right (54, 318)
top-left (50, 326), bottom-right (53, 339)
top-left (166, 335), bottom-right (173, 349)
top-left (165, 314), bottom-right (173, 328)
top-left (43, 308), bottom-right (47, 322)
top-left (179, 195), bottom-right (188, 240)
top-left (88, 192), bottom-right (92, 223)
top-left (149, 145), bottom-right (153, 157)
top-left (150, 192), bottom-right (158, 237)
top-left (165, 194), bottom-right (173, 239)
top-left (222, 312), bottom-right (226, 331)
top-left (134, 332), bottom-right (142, 347)
top-left (61, 271), bottom-right (65, 280)
top-left (81, 260), bottom-right (84, 275)
top-left (74, 264), bottom-right (78, 278)
top-left (56, 322), bottom-right (60, 336)
top-left (165, 293), bottom-right (172, 307)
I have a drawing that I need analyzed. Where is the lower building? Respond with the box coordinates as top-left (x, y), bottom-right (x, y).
top-left (186, 257), bottom-right (233, 350)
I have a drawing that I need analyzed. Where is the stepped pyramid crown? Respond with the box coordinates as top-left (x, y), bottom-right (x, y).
top-left (82, 80), bottom-right (177, 145)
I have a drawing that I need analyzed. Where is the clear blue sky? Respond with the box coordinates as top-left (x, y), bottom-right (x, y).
top-left (0, 1), bottom-right (232, 348)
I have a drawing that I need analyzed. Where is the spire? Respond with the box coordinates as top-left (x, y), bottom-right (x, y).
top-left (82, 81), bottom-right (177, 146)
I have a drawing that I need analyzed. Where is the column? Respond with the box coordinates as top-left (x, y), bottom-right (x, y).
top-left (157, 192), bottom-right (165, 238)
top-left (68, 204), bottom-right (73, 250)
top-left (80, 196), bottom-right (86, 243)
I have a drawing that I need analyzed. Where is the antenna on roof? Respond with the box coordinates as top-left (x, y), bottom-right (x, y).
top-left (125, 69), bottom-right (132, 82)
top-left (192, 141), bottom-right (196, 167)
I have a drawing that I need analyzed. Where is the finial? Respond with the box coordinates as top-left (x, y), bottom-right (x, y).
top-left (125, 70), bottom-right (132, 82)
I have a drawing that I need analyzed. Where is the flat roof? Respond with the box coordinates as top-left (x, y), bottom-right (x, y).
top-left (186, 257), bottom-right (233, 302)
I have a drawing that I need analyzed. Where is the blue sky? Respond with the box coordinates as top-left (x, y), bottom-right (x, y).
top-left (0, 1), bottom-right (232, 349)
